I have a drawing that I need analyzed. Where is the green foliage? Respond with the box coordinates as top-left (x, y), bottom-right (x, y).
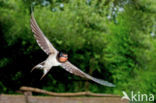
top-left (0, 82), bottom-right (7, 93)
top-left (0, 0), bottom-right (155, 99)
top-left (103, 2), bottom-right (156, 97)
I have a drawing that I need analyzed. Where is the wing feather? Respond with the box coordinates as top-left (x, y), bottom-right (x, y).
top-left (30, 12), bottom-right (58, 55)
top-left (61, 61), bottom-right (115, 87)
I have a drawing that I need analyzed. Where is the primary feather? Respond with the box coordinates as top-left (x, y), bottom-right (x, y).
top-left (31, 12), bottom-right (58, 55)
top-left (61, 61), bottom-right (115, 87)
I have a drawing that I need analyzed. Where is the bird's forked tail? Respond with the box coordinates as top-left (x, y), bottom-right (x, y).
top-left (31, 61), bottom-right (50, 80)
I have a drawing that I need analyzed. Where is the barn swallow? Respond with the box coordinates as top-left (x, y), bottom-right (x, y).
top-left (30, 12), bottom-right (115, 87)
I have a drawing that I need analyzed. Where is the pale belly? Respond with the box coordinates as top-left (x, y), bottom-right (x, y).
top-left (45, 55), bottom-right (61, 69)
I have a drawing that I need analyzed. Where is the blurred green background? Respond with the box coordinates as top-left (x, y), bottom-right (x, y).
top-left (0, 0), bottom-right (155, 98)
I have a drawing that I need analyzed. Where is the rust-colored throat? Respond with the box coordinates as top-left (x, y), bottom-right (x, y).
top-left (57, 52), bottom-right (68, 63)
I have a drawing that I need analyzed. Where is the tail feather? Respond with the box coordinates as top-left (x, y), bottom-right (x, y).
top-left (40, 69), bottom-right (50, 80)
top-left (31, 61), bottom-right (45, 72)
top-left (31, 61), bottom-right (50, 80)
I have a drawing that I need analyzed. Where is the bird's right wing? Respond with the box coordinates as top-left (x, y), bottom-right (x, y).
top-left (30, 12), bottom-right (58, 55)
top-left (61, 61), bottom-right (115, 87)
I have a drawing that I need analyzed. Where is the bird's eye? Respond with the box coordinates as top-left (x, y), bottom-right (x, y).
top-left (63, 55), bottom-right (68, 58)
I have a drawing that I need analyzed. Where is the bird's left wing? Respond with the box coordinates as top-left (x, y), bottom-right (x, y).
top-left (61, 61), bottom-right (115, 87)
top-left (30, 12), bottom-right (58, 55)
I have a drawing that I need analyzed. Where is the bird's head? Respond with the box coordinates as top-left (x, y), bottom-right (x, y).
top-left (57, 52), bottom-right (68, 63)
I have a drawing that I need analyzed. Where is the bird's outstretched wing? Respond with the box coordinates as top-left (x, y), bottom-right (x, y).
top-left (61, 61), bottom-right (115, 87)
top-left (30, 12), bottom-right (58, 55)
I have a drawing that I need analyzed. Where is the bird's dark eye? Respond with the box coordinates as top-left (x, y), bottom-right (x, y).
top-left (64, 56), bottom-right (68, 58)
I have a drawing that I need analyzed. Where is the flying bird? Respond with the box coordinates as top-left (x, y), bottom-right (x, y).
top-left (30, 12), bottom-right (115, 87)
